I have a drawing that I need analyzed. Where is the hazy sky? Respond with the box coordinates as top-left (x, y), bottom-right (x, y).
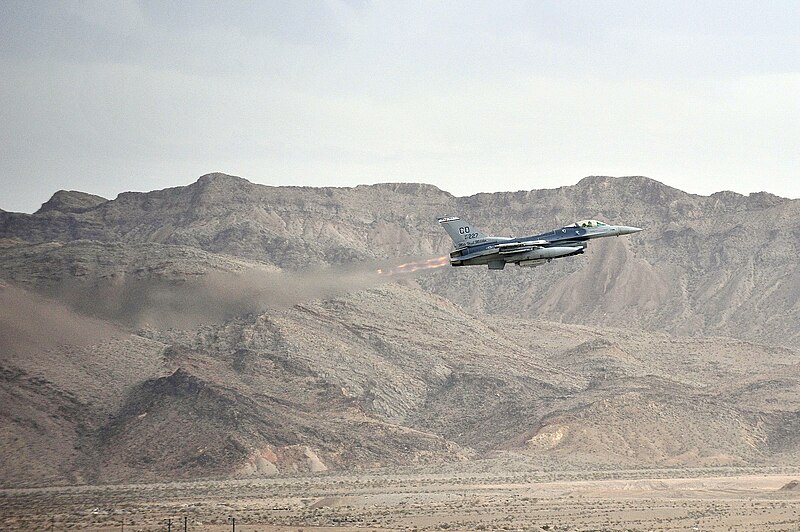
top-left (2, 1), bottom-right (799, 212)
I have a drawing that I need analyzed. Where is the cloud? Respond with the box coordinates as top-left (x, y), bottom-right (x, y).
top-left (2, 1), bottom-right (800, 213)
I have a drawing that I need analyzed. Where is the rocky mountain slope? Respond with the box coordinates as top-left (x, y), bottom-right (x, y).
top-left (1, 174), bottom-right (799, 486)
top-left (2, 173), bottom-right (798, 346)
top-left (2, 276), bottom-right (797, 487)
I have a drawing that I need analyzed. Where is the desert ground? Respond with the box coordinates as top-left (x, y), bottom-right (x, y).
top-left (2, 466), bottom-right (799, 531)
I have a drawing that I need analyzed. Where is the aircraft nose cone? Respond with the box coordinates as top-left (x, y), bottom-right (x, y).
top-left (617, 226), bottom-right (643, 235)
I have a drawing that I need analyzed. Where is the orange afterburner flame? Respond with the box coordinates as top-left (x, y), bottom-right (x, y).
top-left (377, 255), bottom-right (449, 276)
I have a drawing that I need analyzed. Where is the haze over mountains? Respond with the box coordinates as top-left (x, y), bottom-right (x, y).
top-left (1, 174), bottom-right (798, 487)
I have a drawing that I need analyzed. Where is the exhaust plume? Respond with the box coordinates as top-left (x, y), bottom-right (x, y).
top-left (0, 281), bottom-right (121, 359)
top-left (6, 255), bottom-right (451, 331)
top-left (377, 256), bottom-right (449, 276)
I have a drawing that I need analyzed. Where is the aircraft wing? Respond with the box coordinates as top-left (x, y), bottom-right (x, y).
top-left (495, 240), bottom-right (548, 254)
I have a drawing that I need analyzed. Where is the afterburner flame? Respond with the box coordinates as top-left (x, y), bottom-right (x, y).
top-left (377, 256), bottom-right (449, 276)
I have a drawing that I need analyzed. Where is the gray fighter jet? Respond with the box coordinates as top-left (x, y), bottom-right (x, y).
top-left (438, 216), bottom-right (642, 270)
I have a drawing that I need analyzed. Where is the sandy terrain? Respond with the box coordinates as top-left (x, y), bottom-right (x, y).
top-left (2, 467), bottom-right (799, 531)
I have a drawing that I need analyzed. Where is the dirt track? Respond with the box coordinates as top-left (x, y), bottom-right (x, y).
top-left (2, 468), bottom-right (800, 531)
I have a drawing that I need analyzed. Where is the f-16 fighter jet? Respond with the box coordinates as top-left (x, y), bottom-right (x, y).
top-left (438, 216), bottom-right (642, 270)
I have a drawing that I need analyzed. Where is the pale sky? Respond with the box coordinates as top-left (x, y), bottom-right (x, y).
top-left (1, 1), bottom-right (799, 213)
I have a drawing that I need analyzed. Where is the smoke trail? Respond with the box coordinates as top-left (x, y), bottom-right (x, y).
top-left (0, 281), bottom-right (121, 359)
top-left (0, 254), bottom-right (451, 360)
top-left (7, 254), bottom-right (450, 330)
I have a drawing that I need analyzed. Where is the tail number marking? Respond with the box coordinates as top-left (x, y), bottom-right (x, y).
top-left (459, 226), bottom-right (478, 239)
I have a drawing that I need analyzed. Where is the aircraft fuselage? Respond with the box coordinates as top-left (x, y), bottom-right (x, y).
top-left (439, 217), bottom-right (642, 270)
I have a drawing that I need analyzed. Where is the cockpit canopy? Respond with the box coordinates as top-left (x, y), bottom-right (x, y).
top-left (568, 219), bottom-right (608, 228)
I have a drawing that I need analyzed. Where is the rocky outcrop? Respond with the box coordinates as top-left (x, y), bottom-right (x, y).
top-left (36, 190), bottom-right (108, 214)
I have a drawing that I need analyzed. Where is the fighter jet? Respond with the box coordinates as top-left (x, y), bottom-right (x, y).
top-left (438, 216), bottom-right (642, 270)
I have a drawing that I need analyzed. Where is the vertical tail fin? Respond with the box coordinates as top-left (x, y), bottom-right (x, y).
top-left (438, 216), bottom-right (489, 249)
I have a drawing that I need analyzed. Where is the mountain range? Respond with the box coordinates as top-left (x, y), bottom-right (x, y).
top-left (1, 173), bottom-right (798, 487)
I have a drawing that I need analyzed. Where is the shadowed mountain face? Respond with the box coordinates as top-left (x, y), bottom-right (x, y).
top-left (1, 174), bottom-right (799, 486)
